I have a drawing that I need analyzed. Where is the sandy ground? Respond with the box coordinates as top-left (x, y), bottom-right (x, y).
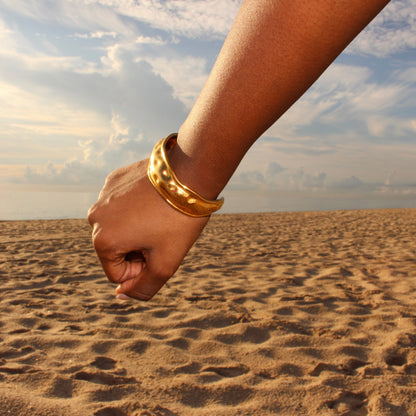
top-left (1, 209), bottom-right (416, 416)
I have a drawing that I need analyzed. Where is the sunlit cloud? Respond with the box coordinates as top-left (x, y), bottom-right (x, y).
top-left (267, 62), bottom-right (415, 143)
top-left (346, 0), bottom-right (416, 57)
top-left (0, 0), bottom-right (240, 39)
top-left (0, 0), bottom-right (137, 35)
top-left (93, 0), bottom-right (241, 38)
top-left (230, 160), bottom-right (416, 201)
top-left (147, 56), bottom-right (209, 109)
top-left (266, 64), bottom-right (372, 137)
top-left (397, 66), bottom-right (416, 83)
top-left (0, 82), bottom-right (108, 140)
top-left (0, 0), bottom-right (415, 212)
top-left (73, 31), bottom-right (118, 39)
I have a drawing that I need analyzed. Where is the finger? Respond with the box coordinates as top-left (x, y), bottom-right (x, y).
top-left (100, 255), bottom-right (146, 284)
top-left (115, 292), bottom-right (133, 301)
top-left (115, 268), bottom-right (170, 301)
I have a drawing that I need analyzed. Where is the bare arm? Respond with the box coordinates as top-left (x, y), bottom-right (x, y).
top-left (88, 0), bottom-right (390, 301)
top-left (171, 0), bottom-right (390, 199)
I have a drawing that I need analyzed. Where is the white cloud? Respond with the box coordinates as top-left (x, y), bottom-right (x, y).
top-left (73, 31), bottom-right (118, 39)
top-left (0, 15), bottom-right (14, 45)
top-left (98, 0), bottom-right (241, 39)
top-left (13, 113), bottom-right (149, 186)
top-left (266, 62), bottom-right (415, 142)
top-left (135, 35), bottom-right (167, 45)
top-left (266, 64), bottom-right (372, 137)
top-left (147, 56), bottom-right (209, 109)
top-left (1, 0), bottom-right (415, 205)
top-left (4, 47), bottom-right (189, 184)
top-left (0, 0), bottom-right (240, 39)
top-left (351, 82), bottom-right (408, 112)
top-left (230, 161), bottom-right (416, 201)
top-left (346, 0), bottom-right (416, 57)
top-left (0, 17), bottom-right (189, 186)
top-left (0, 16), bottom-right (101, 74)
top-left (397, 66), bottom-right (416, 83)
top-left (0, 81), bottom-right (109, 140)
top-left (0, 0), bottom-right (136, 35)
top-left (231, 161), bottom-right (327, 192)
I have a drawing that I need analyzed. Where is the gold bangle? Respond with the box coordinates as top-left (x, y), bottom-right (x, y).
top-left (147, 134), bottom-right (224, 217)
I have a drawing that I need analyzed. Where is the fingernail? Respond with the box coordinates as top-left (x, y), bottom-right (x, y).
top-left (116, 293), bottom-right (132, 301)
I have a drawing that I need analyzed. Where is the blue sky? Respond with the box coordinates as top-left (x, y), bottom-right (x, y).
top-left (0, 0), bottom-right (415, 213)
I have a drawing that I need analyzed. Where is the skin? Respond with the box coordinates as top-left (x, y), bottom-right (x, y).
top-left (88, 0), bottom-right (391, 301)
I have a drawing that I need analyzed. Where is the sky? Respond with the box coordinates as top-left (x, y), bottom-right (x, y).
top-left (0, 0), bottom-right (415, 217)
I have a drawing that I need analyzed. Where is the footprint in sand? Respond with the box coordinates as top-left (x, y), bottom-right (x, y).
top-left (93, 407), bottom-right (127, 416)
top-left (91, 356), bottom-right (117, 370)
top-left (201, 364), bottom-right (249, 378)
top-left (73, 370), bottom-right (136, 385)
top-left (43, 376), bottom-right (74, 398)
top-left (324, 391), bottom-right (367, 413)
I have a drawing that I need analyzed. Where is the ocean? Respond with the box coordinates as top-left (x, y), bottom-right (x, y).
top-left (1, 189), bottom-right (415, 220)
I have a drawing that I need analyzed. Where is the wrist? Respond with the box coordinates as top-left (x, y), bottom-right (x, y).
top-left (167, 130), bottom-right (226, 201)
top-left (147, 134), bottom-right (224, 217)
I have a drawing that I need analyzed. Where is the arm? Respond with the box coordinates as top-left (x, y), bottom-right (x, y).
top-left (88, 0), bottom-right (390, 301)
top-left (170, 0), bottom-right (390, 199)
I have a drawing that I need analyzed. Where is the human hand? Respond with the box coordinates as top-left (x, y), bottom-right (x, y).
top-left (87, 159), bottom-right (209, 301)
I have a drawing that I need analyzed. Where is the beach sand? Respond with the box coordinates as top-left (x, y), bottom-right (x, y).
top-left (1, 209), bottom-right (416, 415)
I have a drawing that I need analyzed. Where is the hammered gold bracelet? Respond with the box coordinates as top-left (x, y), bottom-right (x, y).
top-left (147, 134), bottom-right (224, 217)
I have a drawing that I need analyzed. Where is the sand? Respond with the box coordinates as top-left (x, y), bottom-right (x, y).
top-left (1, 208), bottom-right (416, 416)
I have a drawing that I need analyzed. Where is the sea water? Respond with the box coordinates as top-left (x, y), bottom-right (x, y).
top-left (1, 189), bottom-right (415, 220)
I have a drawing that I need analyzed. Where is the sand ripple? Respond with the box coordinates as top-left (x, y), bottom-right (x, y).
top-left (1, 209), bottom-right (416, 415)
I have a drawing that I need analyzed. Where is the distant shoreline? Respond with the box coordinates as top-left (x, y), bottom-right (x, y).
top-left (1, 187), bottom-right (416, 221)
top-left (1, 206), bottom-right (415, 223)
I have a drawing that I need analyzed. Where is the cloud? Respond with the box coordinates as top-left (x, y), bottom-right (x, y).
top-left (73, 31), bottom-right (118, 39)
top-left (1, 29), bottom-right (188, 186)
top-left (0, 18), bottom-right (187, 128)
top-left (329, 176), bottom-right (364, 191)
top-left (0, 80), bottom-right (109, 146)
top-left (230, 162), bottom-right (416, 201)
top-left (0, 15), bottom-right (14, 46)
top-left (266, 162), bottom-right (285, 177)
top-left (0, 4), bottom-right (205, 188)
top-left (0, 0), bottom-right (240, 39)
top-left (20, 161), bottom-right (107, 187)
top-left (400, 65), bottom-right (416, 78)
top-left (14, 113), bottom-right (160, 187)
top-left (135, 35), bottom-right (168, 45)
top-left (6, 0), bottom-right (414, 54)
top-left (0, 0), bottom-right (137, 35)
top-left (231, 162), bottom-right (326, 192)
top-left (266, 62), bottom-right (415, 143)
top-left (147, 56), bottom-right (209, 109)
top-left (1, 0), bottom-right (415, 202)
top-left (9, 81), bottom-right (186, 187)
top-left (10, 0), bottom-right (415, 52)
top-left (266, 64), bottom-right (372, 138)
top-left (96, 0), bottom-right (241, 39)
top-left (346, 0), bottom-right (416, 57)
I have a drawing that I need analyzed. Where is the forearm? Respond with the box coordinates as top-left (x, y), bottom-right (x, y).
top-left (89, 0), bottom-right (391, 301)
top-left (169, 0), bottom-right (390, 199)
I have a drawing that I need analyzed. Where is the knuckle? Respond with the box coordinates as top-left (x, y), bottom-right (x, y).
top-left (91, 229), bottom-right (111, 252)
top-left (87, 203), bottom-right (98, 225)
